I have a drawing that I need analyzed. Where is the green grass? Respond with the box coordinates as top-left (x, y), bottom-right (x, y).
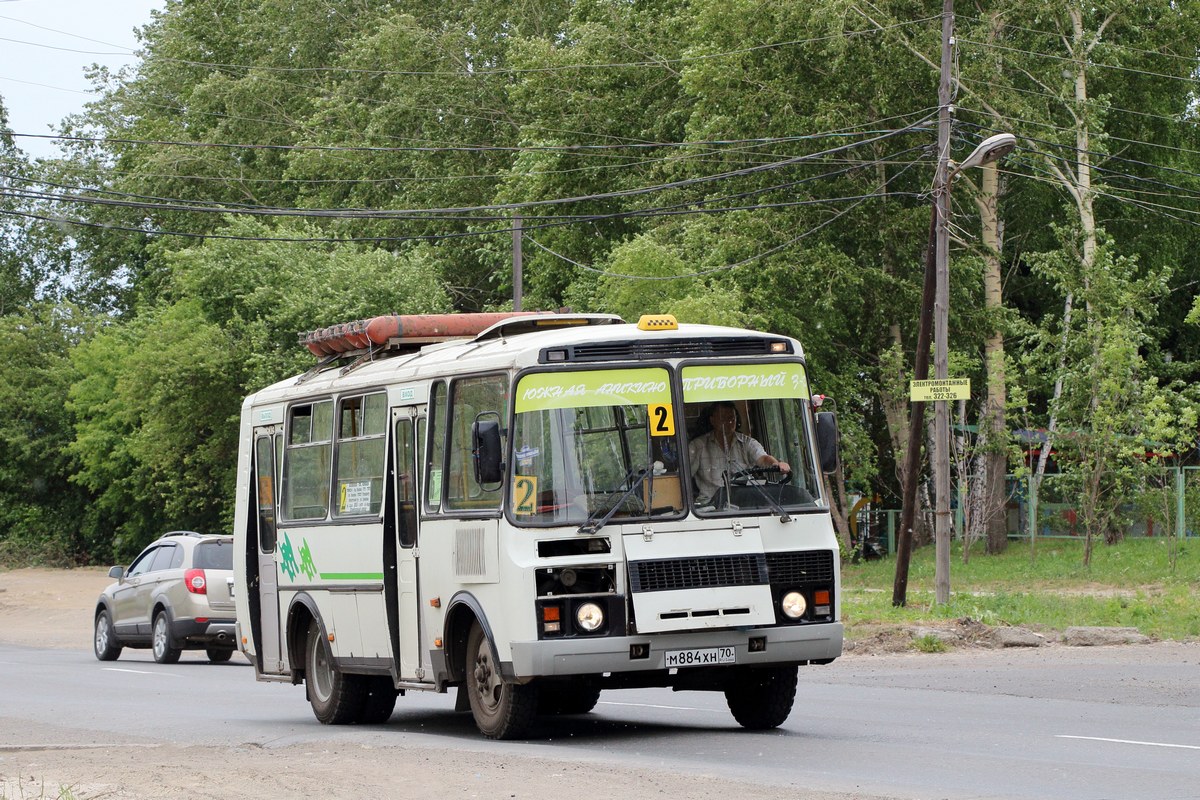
top-left (841, 538), bottom-right (1200, 641)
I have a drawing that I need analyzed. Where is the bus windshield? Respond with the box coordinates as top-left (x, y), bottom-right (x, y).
top-left (681, 363), bottom-right (822, 516)
top-left (510, 367), bottom-right (685, 526)
top-left (510, 362), bottom-right (822, 526)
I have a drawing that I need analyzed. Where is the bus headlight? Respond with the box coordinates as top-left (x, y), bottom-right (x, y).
top-left (575, 602), bottom-right (605, 632)
top-left (781, 591), bottom-right (807, 619)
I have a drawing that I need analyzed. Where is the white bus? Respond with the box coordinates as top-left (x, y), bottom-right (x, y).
top-left (233, 312), bottom-right (843, 739)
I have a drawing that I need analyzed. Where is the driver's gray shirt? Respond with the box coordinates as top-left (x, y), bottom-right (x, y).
top-left (689, 431), bottom-right (766, 504)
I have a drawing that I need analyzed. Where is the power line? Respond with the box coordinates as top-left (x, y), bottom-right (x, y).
top-left (3, 145), bottom-right (929, 227)
top-left (526, 159), bottom-right (924, 281)
top-left (957, 14), bottom-right (1200, 67)
top-left (959, 120), bottom-right (1200, 184)
top-left (0, 15), bottom-right (942, 78)
top-left (4, 143), bottom-right (926, 219)
top-left (958, 37), bottom-right (1200, 86)
top-left (11, 119), bottom-right (935, 218)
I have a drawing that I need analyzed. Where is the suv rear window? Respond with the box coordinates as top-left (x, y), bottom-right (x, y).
top-left (193, 541), bottom-right (233, 570)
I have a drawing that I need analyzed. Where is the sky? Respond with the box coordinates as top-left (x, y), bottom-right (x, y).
top-left (0, 0), bottom-right (163, 159)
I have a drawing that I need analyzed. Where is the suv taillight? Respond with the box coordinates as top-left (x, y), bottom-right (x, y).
top-left (185, 568), bottom-right (208, 594)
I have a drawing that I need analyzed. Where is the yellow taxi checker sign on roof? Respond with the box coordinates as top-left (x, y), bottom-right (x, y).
top-left (637, 314), bottom-right (678, 331)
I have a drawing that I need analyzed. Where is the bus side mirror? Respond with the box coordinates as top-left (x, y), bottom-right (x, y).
top-left (472, 414), bottom-right (504, 486)
top-left (815, 412), bottom-right (840, 474)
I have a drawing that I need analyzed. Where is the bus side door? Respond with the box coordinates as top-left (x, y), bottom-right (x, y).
top-left (251, 427), bottom-right (285, 673)
top-left (391, 409), bottom-right (427, 681)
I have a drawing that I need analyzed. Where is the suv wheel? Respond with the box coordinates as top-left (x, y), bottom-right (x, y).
top-left (206, 648), bottom-right (233, 663)
top-left (152, 611), bottom-right (182, 664)
top-left (94, 609), bottom-right (123, 661)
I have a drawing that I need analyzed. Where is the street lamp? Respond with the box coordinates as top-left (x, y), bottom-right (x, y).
top-left (953, 133), bottom-right (1017, 174)
top-left (932, 131), bottom-right (1016, 604)
top-left (893, 131), bottom-right (1015, 608)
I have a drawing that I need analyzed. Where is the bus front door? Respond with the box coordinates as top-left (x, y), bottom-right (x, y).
top-left (392, 411), bottom-right (426, 681)
top-left (252, 429), bottom-right (284, 673)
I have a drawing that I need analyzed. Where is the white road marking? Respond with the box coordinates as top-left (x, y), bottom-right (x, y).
top-left (102, 667), bottom-right (178, 676)
top-left (1056, 735), bottom-right (1200, 751)
top-left (599, 700), bottom-right (723, 713)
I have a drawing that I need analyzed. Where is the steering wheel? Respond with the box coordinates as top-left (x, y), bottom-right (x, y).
top-left (729, 465), bottom-right (792, 486)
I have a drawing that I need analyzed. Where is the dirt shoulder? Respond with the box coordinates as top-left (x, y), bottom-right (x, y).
top-left (0, 567), bottom-right (112, 650)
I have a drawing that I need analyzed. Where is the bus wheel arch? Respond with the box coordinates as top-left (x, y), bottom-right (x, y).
top-left (285, 593), bottom-right (320, 683)
top-left (443, 593), bottom-right (494, 684)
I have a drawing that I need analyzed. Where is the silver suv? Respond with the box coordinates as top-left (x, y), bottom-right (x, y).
top-left (93, 531), bottom-right (237, 664)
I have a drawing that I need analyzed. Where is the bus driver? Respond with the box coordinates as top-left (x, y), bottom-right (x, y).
top-left (688, 400), bottom-right (790, 505)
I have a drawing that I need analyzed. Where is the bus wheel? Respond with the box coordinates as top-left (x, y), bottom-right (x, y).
top-left (724, 666), bottom-right (798, 730)
top-left (357, 676), bottom-right (398, 724)
top-left (305, 619), bottom-right (365, 724)
top-left (465, 621), bottom-right (537, 739)
top-left (538, 682), bottom-right (601, 715)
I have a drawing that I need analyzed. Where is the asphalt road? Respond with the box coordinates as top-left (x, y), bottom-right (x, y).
top-left (1, 642), bottom-right (1197, 799)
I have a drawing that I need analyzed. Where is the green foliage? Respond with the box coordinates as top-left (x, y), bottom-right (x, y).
top-left (0, 305), bottom-right (90, 565)
top-left (911, 634), bottom-right (947, 653)
top-left (64, 218), bottom-right (452, 562)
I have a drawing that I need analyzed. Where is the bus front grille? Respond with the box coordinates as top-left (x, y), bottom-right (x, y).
top-left (765, 550), bottom-right (836, 585)
top-left (628, 554), bottom-right (768, 593)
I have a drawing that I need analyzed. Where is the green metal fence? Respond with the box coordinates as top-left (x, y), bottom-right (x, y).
top-left (855, 466), bottom-right (1200, 557)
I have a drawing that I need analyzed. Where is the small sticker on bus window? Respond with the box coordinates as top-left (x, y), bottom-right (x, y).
top-left (428, 469), bottom-right (442, 503)
top-left (514, 445), bottom-right (540, 468)
top-left (339, 481), bottom-right (373, 514)
top-left (513, 476), bottom-right (538, 515)
top-left (648, 403), bottom-right (675, 436)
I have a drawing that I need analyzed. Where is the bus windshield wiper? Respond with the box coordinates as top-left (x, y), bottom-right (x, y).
top-left (733, 470), bottom-right (793, 524)
top-left (578, 466), bottom-right (651, 535)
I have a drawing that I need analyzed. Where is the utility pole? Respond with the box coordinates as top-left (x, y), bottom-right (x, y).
top-left (894, 4), bottom-right (1015, 607)
top-left (512, 213), bottom-right (523, 311)
top-left (932, 0), bottom-right (955, 605)
top-left (892, 209), bottom-right (936, 607)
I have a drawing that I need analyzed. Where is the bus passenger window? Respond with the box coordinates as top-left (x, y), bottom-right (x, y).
top-left (333, 392), bottom-right (386, 517)
top-left (283, 400), bottom-right (333, 520)
top-left (425, 382), bottom-right (447, 511)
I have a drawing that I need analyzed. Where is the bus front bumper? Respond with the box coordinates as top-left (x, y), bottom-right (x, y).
top-left (507, 622), bottom-right (843, 679)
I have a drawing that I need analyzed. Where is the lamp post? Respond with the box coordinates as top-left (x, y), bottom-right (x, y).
top-left (932, 131), bottom-right (1016, 604)
top-left (892, 129), bottom-right (1016, 608)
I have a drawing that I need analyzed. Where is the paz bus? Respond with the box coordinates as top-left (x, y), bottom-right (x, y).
top-left (232, 311), bottom-right (843, 739)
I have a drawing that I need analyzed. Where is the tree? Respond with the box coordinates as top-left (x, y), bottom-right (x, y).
top-left (0, 305), bottom-right (90, 563)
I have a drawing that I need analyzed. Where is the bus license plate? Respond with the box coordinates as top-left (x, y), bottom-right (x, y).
top-left (664, 646), bottom-right (735, 668)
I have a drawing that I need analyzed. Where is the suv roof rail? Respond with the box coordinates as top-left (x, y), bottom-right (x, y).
top-left (162, 530), bottom-right (203, 538)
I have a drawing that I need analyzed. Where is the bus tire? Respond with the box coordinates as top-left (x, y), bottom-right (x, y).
top-left (537, 682), bottom-right (601, 715)
top-left (357, 676), bottom-right (398, 724)
top-left (724, 665), bottom-right (798, 730)
top-left (305, 619), bottom-right (365, 724)
top-left (465, 621), bottom-right (537, 739)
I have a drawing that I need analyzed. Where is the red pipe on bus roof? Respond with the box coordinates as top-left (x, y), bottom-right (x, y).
top-left (301, 311), bottom-right (555, 357)
top-left (363, 312), bottom-right (550, 345)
